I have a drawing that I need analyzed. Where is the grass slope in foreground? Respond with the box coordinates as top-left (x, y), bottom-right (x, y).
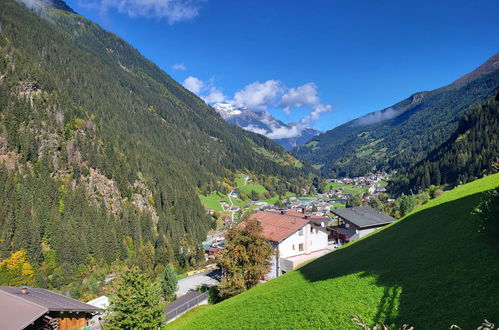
top-left (171, 174), bottom-right (499, 329)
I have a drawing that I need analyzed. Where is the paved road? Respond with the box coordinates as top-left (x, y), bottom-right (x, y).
top-left (176, 270), bottom-right (221, 296)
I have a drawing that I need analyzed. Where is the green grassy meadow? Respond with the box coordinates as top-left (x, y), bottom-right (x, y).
top-left (324, 182), bottom-right (368, 195)
top-left (198, 192), bottom-right (226, 211)
top-left (172, 174), bottom-right (499, 329)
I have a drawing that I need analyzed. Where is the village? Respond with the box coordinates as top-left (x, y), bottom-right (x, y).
top-left (0, 173), bottom-right (394, 328)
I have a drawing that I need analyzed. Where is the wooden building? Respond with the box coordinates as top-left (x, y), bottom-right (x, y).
top-left (0, 286), bottom-right (100, 330)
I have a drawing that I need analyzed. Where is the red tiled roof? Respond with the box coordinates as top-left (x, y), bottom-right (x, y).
top-left (277, 210), bottom-right (329, 221)
top-left (249, 211), bottom-right (309, 243)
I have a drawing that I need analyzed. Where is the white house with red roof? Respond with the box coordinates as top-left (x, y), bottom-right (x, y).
top-left (249, 211), bottom-right (330, 278)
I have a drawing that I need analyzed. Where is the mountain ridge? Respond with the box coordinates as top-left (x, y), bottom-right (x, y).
top-left (294, 52), bottom-right (499, 177)
top-left (0, 0), bottom-right (311, 295)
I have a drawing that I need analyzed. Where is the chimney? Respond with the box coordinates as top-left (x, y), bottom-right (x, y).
top-left (280, 210), bottom-right (285, 214)
top-left (20, 286), bottom-right (29, 294)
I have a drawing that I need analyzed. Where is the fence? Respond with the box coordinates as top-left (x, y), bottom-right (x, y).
top-left (165, 292), bottom-right (209, 322)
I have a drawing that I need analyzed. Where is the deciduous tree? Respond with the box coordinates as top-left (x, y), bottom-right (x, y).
top-left (217, 218), bottom-right (272, 299)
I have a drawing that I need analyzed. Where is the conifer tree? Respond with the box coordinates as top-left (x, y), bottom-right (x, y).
top-left (105, 268), bottom-right (165, 330)
top-left (161, 264), bottom-right (178, 301)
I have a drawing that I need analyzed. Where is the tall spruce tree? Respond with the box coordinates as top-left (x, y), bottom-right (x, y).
top-left (105, 268), bottom-right (165, 330)
top-left (161, 264), bottom-right (178, 301)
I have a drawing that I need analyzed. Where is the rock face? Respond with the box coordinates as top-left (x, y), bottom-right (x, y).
top-left (212, 103), bottom-right (320, 150)
top-left (81, 169), bottom-right (159, 222)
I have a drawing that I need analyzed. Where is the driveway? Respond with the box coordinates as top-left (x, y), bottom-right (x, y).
top-left (176, 269), bottom-right (221, 296)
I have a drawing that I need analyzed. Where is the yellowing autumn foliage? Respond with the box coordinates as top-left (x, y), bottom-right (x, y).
top-left (0, 250), bottom-right (34, 286)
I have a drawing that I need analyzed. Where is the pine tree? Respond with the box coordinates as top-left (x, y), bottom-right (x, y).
top-left (161, 264), bottom-right (178, 301)
top-left (105, 268), bottom-right (165, 330)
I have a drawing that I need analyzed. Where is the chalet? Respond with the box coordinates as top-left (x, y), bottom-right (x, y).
top-left (86, 296), bottom-right (109, 329)
top-left (330, 205), bottom-right (396, 245)
top-left (0, 286), bottom-right (100, 330)
top-left (249, 211), bottom-right (329, 279)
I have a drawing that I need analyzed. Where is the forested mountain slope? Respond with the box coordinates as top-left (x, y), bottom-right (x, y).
top-left (390, 92), bottom-right (499, 193)
top-left (172, 174), bottom-right (499, 329)
top-left (294, 53), bottom-right (499, 177)
top-left (0, 0), bottom-right (311, 294)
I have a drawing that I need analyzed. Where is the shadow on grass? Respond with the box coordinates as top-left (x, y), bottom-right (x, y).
top-left (299, 192), bottom-right (499, 329)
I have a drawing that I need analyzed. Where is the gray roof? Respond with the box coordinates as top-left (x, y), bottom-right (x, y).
top-left (331, 205), bottom-right (396, 229)
top-left (0, 291), bottom-right (47, 330)
top-left (0, 286), bottom-right (100, 313)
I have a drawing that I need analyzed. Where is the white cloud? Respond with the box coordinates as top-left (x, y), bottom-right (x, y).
top-left (353, 107), bottom-right (399, 126)
top-left (265, 125), bottom-right (303, 140)
top-left (232, 80), bottom-right (283, 110)
top-left (82, 0), bottom-right (205, 24)
top-left (182, 76), bottom-right (226, 103)
top-left (202, 86), bottom-right (225, 103)
top-left (182, 75), bottom-right (332, 140)
top-left (242, 125), bottom-right (268, 136)
top-left (172, 63), bottom-right (186, 71)
top-left (182, 76), bottom-right (204, 94)
top-left (18, 0), bottom-right (47, 12)
top-left (300, 103), bottom-right (333, 125)
top-left (280, 83), bottom-right (320, 114)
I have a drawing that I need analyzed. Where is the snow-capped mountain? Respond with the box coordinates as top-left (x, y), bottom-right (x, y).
top-left (212, 103), bottom-right (320, 150)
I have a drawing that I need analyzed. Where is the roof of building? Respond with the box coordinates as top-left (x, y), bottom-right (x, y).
top-left (0, 290), bottom-right (48, 330)
top-left (331, 205), bottom-right (396, 229)
top-left (0, 287), bottom-right (100, 313)
top-left (249, 211), bottom-right (309, 243)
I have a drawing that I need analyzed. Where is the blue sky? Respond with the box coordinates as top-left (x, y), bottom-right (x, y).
top-left (66, 0), bottom-right (499, 133)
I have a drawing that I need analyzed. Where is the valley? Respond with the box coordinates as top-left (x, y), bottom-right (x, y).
top-left (0, 0), bottom-right (497, 329)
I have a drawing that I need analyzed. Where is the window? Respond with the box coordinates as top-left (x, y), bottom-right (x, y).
top-left (310, 226), bottom-right (314, 233)
top-left (298, 228), bottom-right (303, 236)
top-left (298, 243), bottom-right (304, 251)
top-left (292, 244), bottom-right (295, 250)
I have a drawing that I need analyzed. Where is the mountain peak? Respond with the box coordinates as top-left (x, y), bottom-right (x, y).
top-left (212, 103), bottom-right (320, 150)
top-left (447, 52), bottom-right (499, 89)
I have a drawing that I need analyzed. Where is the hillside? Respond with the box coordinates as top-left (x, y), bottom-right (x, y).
top-left (390, 92), bottom-right (499, 193)
top-left (171, 173), bottom-right (499, 329)
top-left (294, 53), bottom-right (499, 177)
top-left (0, 0), bottom-right (311, 295)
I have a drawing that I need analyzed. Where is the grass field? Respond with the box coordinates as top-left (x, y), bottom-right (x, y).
top-left (324, 182), bottom-right (368, 195)
top-left (198, 192), bottom-right (226, 211)
top-left (172, 173), bottom-right (499, 329)
top-left (261, 191), bottom-right (296, 205)
top-left (233, 174), bottom-right (268, 197)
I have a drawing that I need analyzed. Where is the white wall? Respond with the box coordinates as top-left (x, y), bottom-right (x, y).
top-left (278, 224), bottom-right (328, 259)
top-left (357, 227), bottom-right (379, 239)
top-left (266, 224), bottom-right (329, 279)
